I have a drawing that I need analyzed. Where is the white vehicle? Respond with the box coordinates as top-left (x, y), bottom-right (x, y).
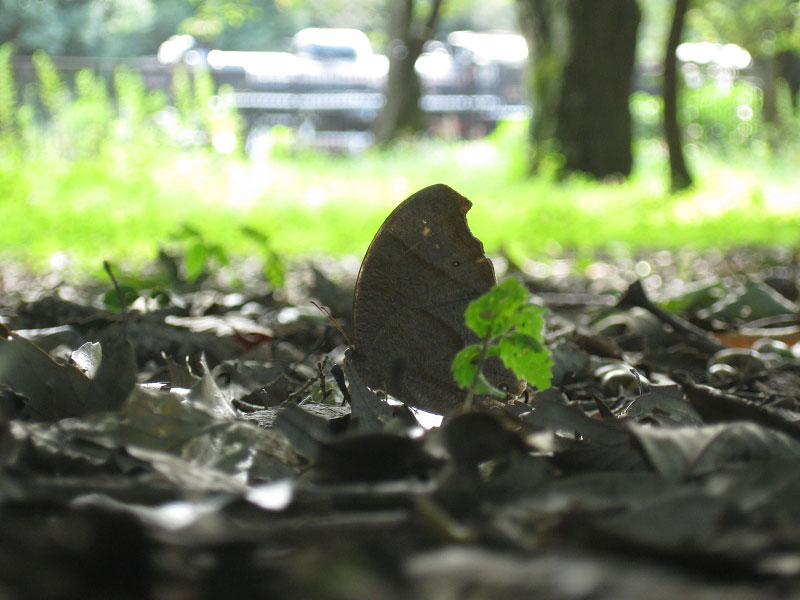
top-left (158, 28), bottom-right (529, 150)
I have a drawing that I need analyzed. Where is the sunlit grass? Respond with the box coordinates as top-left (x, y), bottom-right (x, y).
top-left (2, 130), bottom-right (800, 278)
top-left (0, 48), bottom-right (798, 277)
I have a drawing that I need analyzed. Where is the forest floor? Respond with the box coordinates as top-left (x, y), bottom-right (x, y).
top-left (1, 245), bottom-right (800, 599)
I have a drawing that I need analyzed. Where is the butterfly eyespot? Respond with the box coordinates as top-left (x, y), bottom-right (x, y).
top-left (452, 260), bottom-right (460, 267)
top-left (499, 384), bottom-right (508, 392)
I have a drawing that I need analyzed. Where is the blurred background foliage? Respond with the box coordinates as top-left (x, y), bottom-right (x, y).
top-left (0, 0), bottom-right (519, 56)
top-left (0, 0), bottom-right (799, 276)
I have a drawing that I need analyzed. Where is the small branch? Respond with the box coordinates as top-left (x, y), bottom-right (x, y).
top-left (617, 280), bottom-right (724, 355)
top-left (423, 0), bottom-right (444, 36)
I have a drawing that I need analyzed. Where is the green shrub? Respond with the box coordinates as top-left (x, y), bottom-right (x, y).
top-left (0, 48), bottom-right (248, 271)
top-left (631, 80), bottom-right (765, 151)
top-left (681, 80), bottom-right (763, 148)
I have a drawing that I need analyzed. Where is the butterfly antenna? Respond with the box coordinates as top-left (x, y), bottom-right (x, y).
top-left (310, 301), bottom-right (353, 347)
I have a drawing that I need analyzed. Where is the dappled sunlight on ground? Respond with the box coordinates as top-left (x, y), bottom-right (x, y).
top-left (303, 186), bottom-right (327, 207)
top-left (673, 172), bottom-right (756, 223)
top-left (672, 168), bottom-right (798, 224)
top-left (227, 161), bottom-right (272, 209)
top-left (764, 183), bottom-right (800, 214)
top-left (455, 140), bottom-right (500, 168)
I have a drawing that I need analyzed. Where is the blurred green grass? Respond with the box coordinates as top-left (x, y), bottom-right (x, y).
top-left (2, 129), bottom-right (800, 275)
top-left (1, 48), bottom-right (799, 277)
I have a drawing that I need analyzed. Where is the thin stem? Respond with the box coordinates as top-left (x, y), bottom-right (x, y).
top-left (463, 337), bottom-right (491, 412)
top-left (103, 260), bottom-right (128, 336)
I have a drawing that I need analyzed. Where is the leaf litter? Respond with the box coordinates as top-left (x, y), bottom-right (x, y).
top-left (1, 249), bottom-right (800, 598)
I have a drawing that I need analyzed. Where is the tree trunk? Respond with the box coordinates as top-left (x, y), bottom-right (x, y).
top-left (777, 51), bottom-right (800, 111)
top-left (375, 0), bottom-right (443, 144)
top-left (759, 56), bottom-right (779, 124)
top-left (664, 0), bottom-right (692, 191)
top-left (518, 0), bottom-right (640, 179)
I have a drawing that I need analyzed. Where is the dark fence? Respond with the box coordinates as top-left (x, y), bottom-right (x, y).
top-left (11, 55), bottom-right (174, 93)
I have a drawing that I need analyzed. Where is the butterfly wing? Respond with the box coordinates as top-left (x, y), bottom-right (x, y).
top-left (351, 184), bottom-right (519, 415)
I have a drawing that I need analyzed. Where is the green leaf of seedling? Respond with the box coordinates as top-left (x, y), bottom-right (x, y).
top-left (511, 303), bottom-right (547, 338)
top-left (184, 242), bottom-right (207, 283)
top-left (465, 278), bottom-right (528, 339)
top-left (454, 277), bottom-right (553, 407)
top-left (264, 252), bottom-right (286, 288)
top-left (452, 345), bottom-right (482, 389)
top-left (241, 225), bottom-right (267, 244)
top-left (497, 332), bottom-right (553, 391)
top-left (242, 225), bottom-right (286, 289)
top-left (149, 289), bottom-right (172, 307)
top-left (208, 243), bottom-right (229, 266)
top-left (452, 345), bottom-right (508, 399)
top-left (102, 284), bottom-right (139, 311)
top-left (173, 223), bottom-right (201, 241)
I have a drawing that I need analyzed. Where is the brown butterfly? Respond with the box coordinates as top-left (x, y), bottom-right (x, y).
top-left (350, 184), bottom-right (522, 415)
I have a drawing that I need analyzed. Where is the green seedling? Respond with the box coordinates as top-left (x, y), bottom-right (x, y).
top-left (241, 225), bottom-right (286, 289)
top-left (101, 260), bottom-right (140, 311)
top-left (452, 278), bottom-right (552, 410)
top-left (170, 223), bottom-right (229, 284)
top-left (102, 283), bottom-right (139, 311)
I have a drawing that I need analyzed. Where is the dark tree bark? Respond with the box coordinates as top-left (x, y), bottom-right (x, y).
top-left (777, 51), bottom-right (800, 111)
top-left (664, 0), bottom-right (692, 191)
top-left (759, 56), bottom-right (780, 124)
top-left (518, 0), bottom-right (641, 179)
top-left (375, 0), bottom-right (443, 144)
